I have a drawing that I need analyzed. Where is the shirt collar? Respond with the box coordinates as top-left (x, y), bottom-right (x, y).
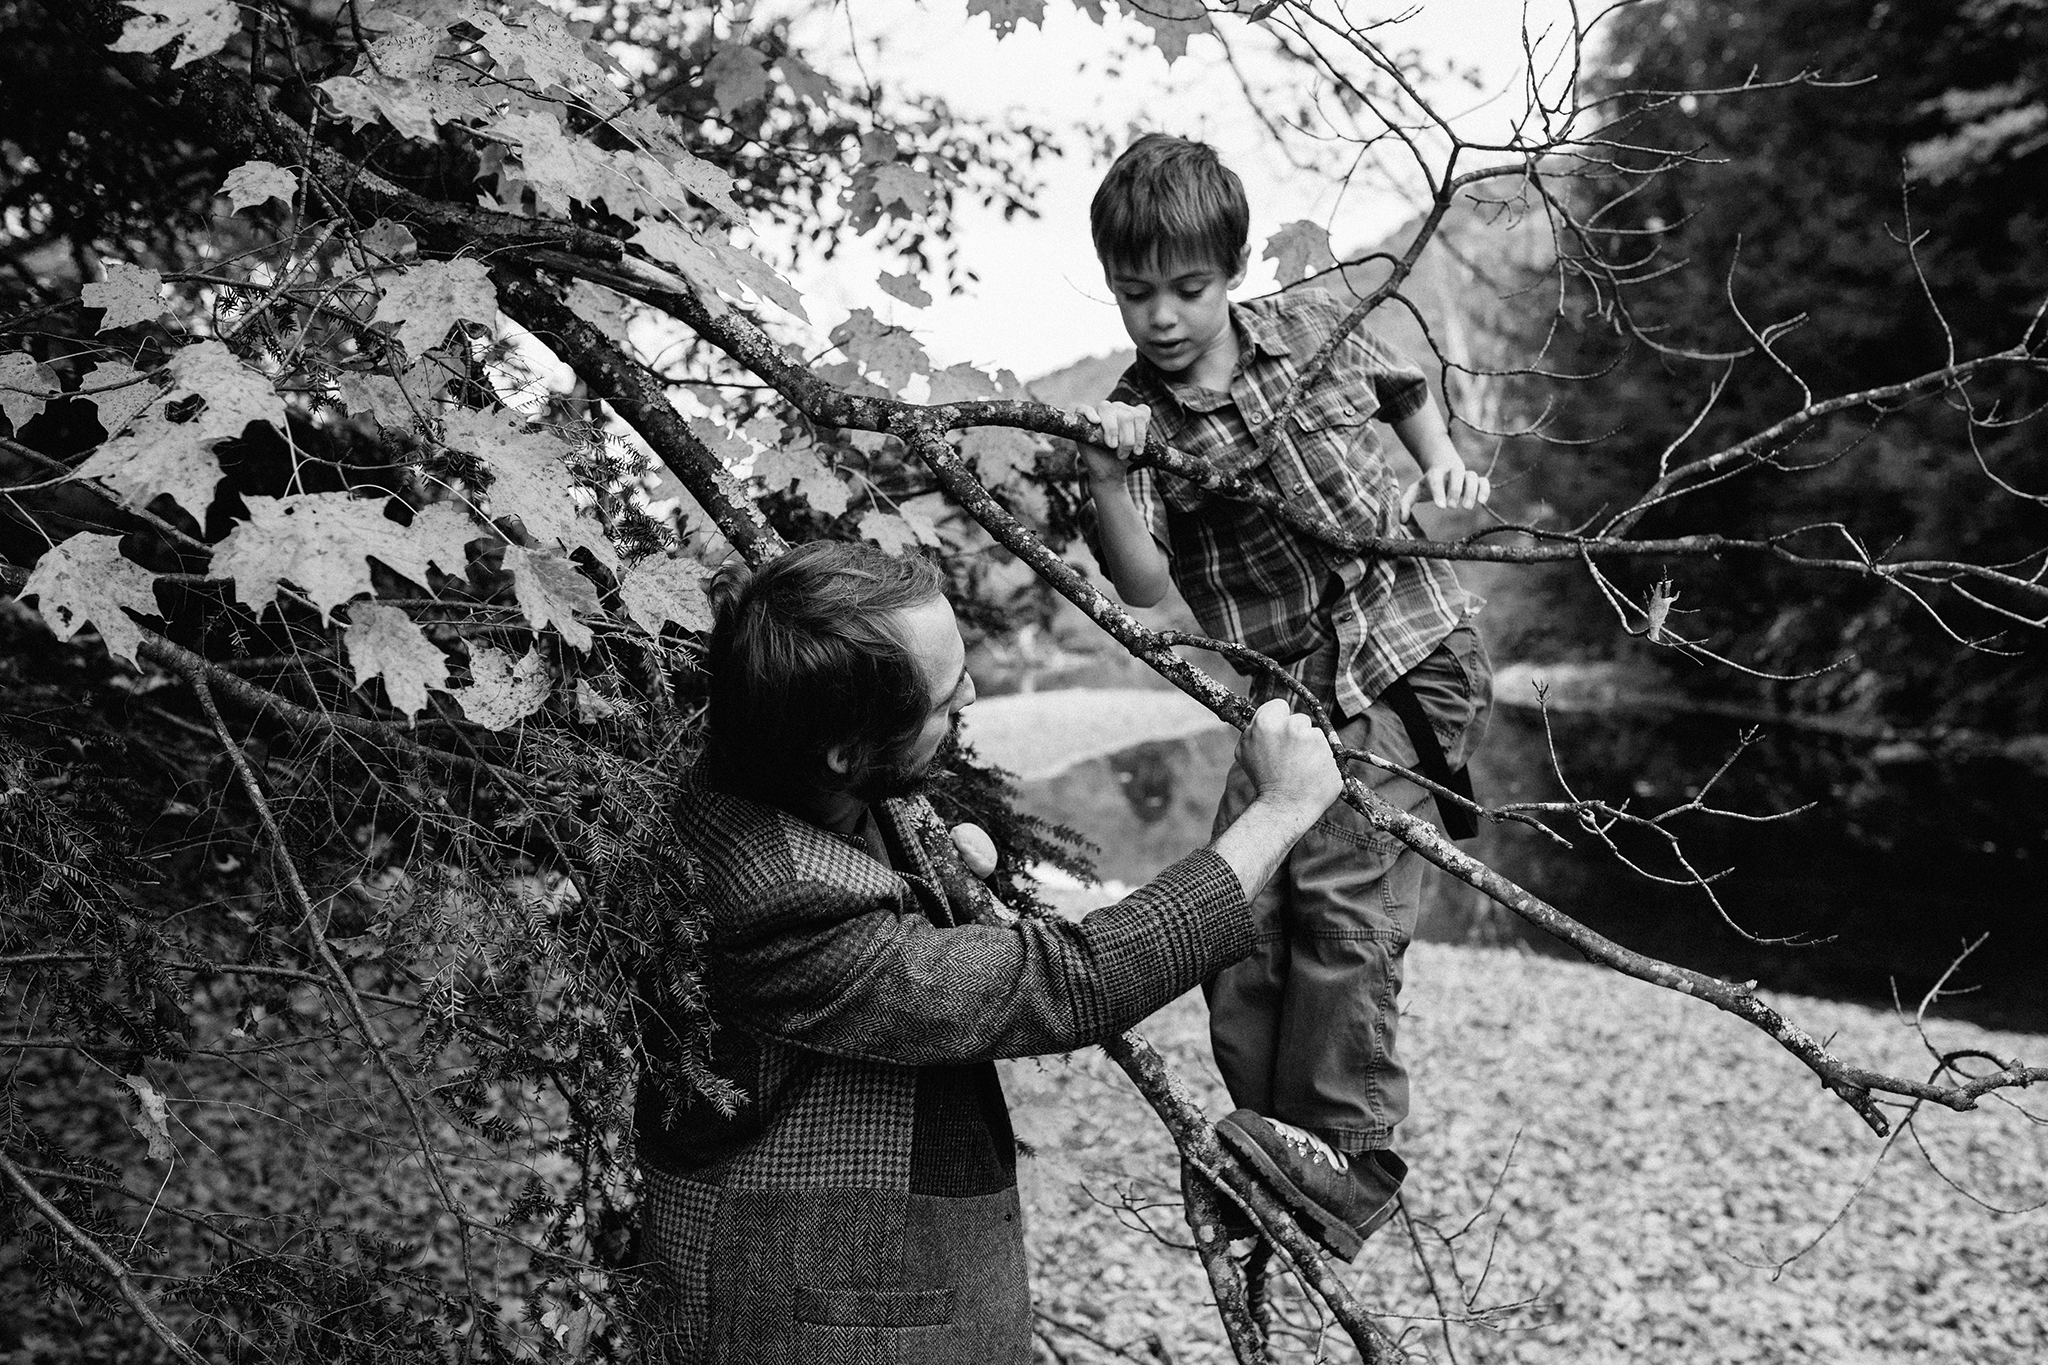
top-left (1132, 300), bottom-right (1296, 413)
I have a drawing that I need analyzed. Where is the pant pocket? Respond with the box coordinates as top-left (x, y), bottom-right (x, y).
top-left (1405, 626), bottom-right (1493, 770)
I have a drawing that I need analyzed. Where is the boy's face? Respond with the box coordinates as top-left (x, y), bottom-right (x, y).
top-left (1105, 247), bottom-right (1249, 380)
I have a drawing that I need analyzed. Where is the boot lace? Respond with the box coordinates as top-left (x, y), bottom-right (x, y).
top-left (1266, 1118), bottom-right (1349, 1174)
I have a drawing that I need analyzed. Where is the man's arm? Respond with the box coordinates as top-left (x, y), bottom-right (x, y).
top-left (711, 701), bottom-right (1339, 1065)
top-left (1075, 400), bottom-right (1173, 607)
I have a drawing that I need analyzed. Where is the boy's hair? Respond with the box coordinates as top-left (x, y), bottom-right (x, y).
top-left (1090, 134), bottom-right (1249, 275)
top-left (703, 541), bottom-right (946, 809)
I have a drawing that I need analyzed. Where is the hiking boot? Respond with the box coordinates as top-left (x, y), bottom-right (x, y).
top-left (1216, 1110), bottom-right (1406, 1261)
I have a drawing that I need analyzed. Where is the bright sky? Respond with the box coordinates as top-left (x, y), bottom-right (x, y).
top-left (772, 0), bottom-right (1586, 378)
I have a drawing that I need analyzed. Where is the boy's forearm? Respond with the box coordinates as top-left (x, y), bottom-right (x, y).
top-left (1090, 477), bottom-right (1172, 606)
top-left (1390, 399), bottom-right (1462, 475)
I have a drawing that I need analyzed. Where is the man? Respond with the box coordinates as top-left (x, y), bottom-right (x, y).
top-left (635, 540), bottom-right (1340, 1363)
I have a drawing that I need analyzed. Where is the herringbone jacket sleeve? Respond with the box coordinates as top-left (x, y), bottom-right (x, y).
top-left (714, 848), bottom-right (1251, 1066)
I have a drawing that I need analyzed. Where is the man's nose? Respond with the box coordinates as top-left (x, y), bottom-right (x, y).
top-left (955, 673), bottom-right (978, 712)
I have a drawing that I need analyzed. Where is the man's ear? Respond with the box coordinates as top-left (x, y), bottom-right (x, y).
top-left (823, 744), bottom-right (852, 777)
top-left (1229, 244), bottom-right (1251, 290)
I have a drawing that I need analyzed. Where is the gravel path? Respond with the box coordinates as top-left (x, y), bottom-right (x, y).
top-left (1004, 917), bottom-right (2048, 1364)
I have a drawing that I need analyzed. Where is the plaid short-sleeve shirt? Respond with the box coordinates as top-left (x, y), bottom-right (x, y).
top-left (1107, 288), bottom-right (1478, 720)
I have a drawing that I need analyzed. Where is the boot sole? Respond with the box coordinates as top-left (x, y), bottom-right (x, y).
top-left (1217, 1118), bottom-right (1366, 1262)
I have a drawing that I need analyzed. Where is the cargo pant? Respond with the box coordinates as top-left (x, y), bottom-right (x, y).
top-left (1204, 625), bottom-right (1493, 1154)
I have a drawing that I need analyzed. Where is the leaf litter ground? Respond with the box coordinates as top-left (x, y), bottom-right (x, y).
top-left (1004, 890), bottom-right (2048, 1364)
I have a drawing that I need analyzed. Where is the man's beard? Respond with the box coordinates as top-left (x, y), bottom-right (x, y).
top-left (844, 718), bottom-right (960, 804)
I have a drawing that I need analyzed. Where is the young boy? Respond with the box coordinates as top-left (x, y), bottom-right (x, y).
top-left (1076, 133), bottom-right (1494, 1261)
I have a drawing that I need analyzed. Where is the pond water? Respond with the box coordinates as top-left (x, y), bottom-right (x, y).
top-left (978, 692), bottom-right (2048, 1034)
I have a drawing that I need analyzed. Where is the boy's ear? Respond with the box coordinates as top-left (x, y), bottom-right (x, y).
top-left (1229, 244), bottom-right (1251, 289)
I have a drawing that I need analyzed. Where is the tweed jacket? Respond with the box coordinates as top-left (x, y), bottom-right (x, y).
top-left (635, 768), bottom-right (1253, 1363)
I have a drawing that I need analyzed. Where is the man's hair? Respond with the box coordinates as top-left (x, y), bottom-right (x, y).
top-left (703, 541), bottom-right (947, 808)
top-left (1090, 133), bottom-right (1249, 276)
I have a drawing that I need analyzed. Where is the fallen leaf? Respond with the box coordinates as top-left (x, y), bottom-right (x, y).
top-left (22, 533), bottom-right (162, 668)
top-left (220, 160), bottom-right (298, 214)
top-left (123, 1074), bottom-right (176, 1162)
top-left (344, 602), bottom-right (448, 717)
top-left (456, 643), bottom-right (550, 729)
top-left (83, 262), bottom-right (167, 332)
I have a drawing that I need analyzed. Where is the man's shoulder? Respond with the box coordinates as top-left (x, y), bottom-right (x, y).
top-left (676, 769), bottom-right (900, 930)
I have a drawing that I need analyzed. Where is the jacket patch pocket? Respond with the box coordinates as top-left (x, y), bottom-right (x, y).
top-left (796, 1286), bottom-right (957, 1328)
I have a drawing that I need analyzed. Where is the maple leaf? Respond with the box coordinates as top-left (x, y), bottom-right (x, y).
top-left (214, 493), bottom-right (474, 620)
top-left (631, 222), bottom-right (806, 320)
top-left (1265, 220), bottom-right (1338, 287)
top-left (72, 339), bottom-right (284, 508)
top-left (565, 280), bottom-right (631, 347)
top-left (870, 164), bottom-right (937, 216)
top-left (926, 362), bottom-right (1001, 405)
top-left (336, 369), bottom-right (419, 430)
top-left (22, 533), bottom-right (162, 668)
top-left (69, 413), bottom-right (223, 517)
top-left (372, 258), bottom-right (496, 357)
top-left (777, 53), bottom-right (834, 106)
top-left (468, 9), bottom-right (613, 104)
top-left (857, 510), bottom-right (922, 555)
top-left (961, 426), bottom-right (1042, 487)
top-left (442, 407), bottom-right (616, 567)
top-left (80, 361), bottom-right (159, 438)
top-left (358, 219), bottom-right (418, 263)
top-left (503, 543), bottom-right (599, 650)
top-left (344, 602), bottom-right (448, 718)
top-left (108, 0), bottom-right (240, 69)
top-left (363, 13), bottom-right (438, 79)
top-left (967, 0), bottom-right (1048, 37)
top-left (754, 443), bottom-right (850, 516)
top-left (83, 262), bottom-right (167, 332)
top-left (0, 351), bottom-right (55, 432)
top-left (617, 555), bottom-right (714, 635)
top-left (829, 308), bottom-right (931, 392)
top-left (878, 270), bottom-right (933, 309)
top-left (486, 109), bottom-right (615, 216)
top-left (897, 493), bottom-right (950, 546)
top-left (456, 643), bottom-right (550, 730)
top-left (1126, 0), bottom-right (1215, 63)
top-left (318, 68), bottom-right (492, 143)
top-left (705, 43), bottom-right (772, 115)
top-left (220, 160), bottom-right (298, 214)
top-left (610, 108), bottom-right (746, 222)
top-left (165, 340), bottom-right (285, 442)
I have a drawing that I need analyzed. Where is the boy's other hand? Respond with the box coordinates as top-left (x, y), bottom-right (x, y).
top-left (1238, 698), bottom-right (1342, 821)
top-left (1401, 457), bottom-right (1491, 515)
top-left (1073, 401), bottom-right (1151, 484)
